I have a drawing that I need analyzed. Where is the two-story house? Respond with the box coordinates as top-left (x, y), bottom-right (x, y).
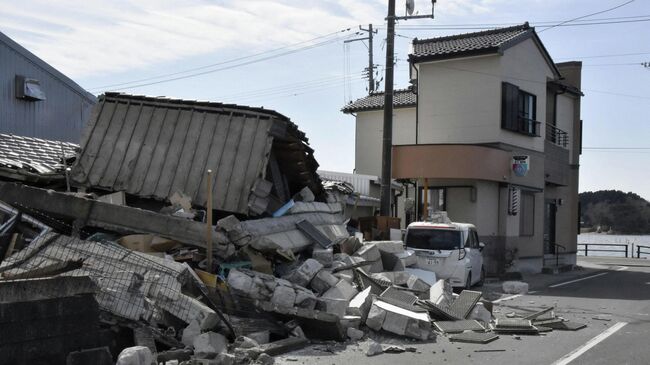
top-left (342, 23), bottom-right (582, 275)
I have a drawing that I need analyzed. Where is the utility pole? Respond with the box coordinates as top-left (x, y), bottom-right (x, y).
top-left (379, 0), bottom-right (436, 217)
top-left (344, 24), bottom-right (378, 93)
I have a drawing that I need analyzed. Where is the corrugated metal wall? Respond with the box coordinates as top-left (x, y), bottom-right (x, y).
top-left (0, 36), bottom-right (95, 143)
top-left (71, 94), bottom-right (277, 214)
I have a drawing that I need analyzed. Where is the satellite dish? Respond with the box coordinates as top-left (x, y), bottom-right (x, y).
top-left (406, 0), bottom-right (415, 15)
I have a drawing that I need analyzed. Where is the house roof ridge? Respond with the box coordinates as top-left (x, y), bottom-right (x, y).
top-left (412, 22), bottom-right (530, 45)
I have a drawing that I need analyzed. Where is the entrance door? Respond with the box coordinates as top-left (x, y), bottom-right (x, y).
top-left (544, 201), bottom-right (557, 254)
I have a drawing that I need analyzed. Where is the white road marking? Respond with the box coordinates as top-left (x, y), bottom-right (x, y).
top-left (551, 322), bottom-right (627, 365)
top-left (616, 266), bottom-right (628, 271)
top-left (492, 294), bottom-right (522, 303)
top-left (528, 290), bottom-right (538, 294)
top-left (549, 272), bottom-right (609, 288)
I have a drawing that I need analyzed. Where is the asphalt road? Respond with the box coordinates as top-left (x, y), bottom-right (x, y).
top-left (275, 257), bottom-right (650, 365)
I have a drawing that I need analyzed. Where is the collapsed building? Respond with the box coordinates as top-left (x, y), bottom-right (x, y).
top-left (0, 93), bottom-right (585, 365)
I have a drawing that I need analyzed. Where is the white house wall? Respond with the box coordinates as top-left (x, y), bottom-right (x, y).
top-left (354, 107), bottom-right (416, 176)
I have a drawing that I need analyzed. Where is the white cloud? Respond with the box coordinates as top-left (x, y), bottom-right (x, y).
top-left (0, 0), bottom-right (385, 78)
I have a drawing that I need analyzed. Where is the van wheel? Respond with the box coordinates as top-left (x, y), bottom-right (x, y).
top-left (476, 267), bottom-right (485, 287)
top-left (464, 272), bottom-right (472, 290)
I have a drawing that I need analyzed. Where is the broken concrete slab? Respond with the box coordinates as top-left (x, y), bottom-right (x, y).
top-left (429, 279), bottom-right (453, 307)
top-left (317, 297), bottom-right (349, 318)
top-left (116, 346), bottom-right (153, 365)
top-left (271, 285), bottom-right (297, 309)
top-left (365, 341), bottom-right (384, 356)
top-left (0, 182), bottom-right (230, 254)
top-left (373, 300), bottom-right (431, 340)
top-left (322, 280), bottom-right (358, 302)
top-left (312, 247), bottom-right (333, 267)
top-left (181, 320), bottom-right (201, 347)
top-left (284, 259), bottom-right (323, 287)
top-left (347, 287), bottom-right (372, 318)
top-left (310, 269), bottom-right (339, 294)
top-left (353, 243), bottom-right (383, 273)
top-left (193, 332), bottom-right (228, 358)
top-left (371, 241), bottom-right (405, 254)
top-left (365, 301), bottom-right (387, 331)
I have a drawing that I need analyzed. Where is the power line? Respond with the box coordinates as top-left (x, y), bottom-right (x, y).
top-left (88, 28), bottom-right (354, 91)
top-left (392, 14), bottom-right (650, 28)
top-left (392, 17), bottom-right (650, 30)
top-left (557, 51), bottom-right (650, 60)
top-left (538, 0), bottom-right (635, 33)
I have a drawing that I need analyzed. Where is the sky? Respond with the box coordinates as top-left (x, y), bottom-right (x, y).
top-left (2, 0), bottom-right (649, 200)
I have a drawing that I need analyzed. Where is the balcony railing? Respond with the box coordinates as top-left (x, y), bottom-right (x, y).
top-left (546, 122), bottom-right (569, 148)
top-left (517, 117), bottom-right (541, 137)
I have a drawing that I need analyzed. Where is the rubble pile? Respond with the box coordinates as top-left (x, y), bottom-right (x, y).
top-left (0, 94), bottom-right (586, 364)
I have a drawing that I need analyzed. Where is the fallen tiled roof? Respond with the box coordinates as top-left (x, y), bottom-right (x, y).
top-left (342, 89), bottom-right (416, 113)
top-left (0, 133), bottom-right (78, 180)
top-left (71, 93), bottom-right (322, 216)
top-left (410, 23), bottom-right (533, 62)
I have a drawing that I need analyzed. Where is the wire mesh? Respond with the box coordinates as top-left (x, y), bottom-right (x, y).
top-left (0, 204), bottom-right (221, 330)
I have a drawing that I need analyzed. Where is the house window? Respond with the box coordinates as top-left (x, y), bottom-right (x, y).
top-left (520, 192), bottom-right (535, 236)
top-left (502, 82), bottom-right (539, 136)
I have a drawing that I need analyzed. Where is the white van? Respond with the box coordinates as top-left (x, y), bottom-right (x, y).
top-left (404, 221), bottom-right (485, 289)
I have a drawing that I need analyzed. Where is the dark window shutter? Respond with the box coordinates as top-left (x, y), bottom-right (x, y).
top-left (501, 82), bottom-right (519, 131)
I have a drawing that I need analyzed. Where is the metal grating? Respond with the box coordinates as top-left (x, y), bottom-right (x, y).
top-left (434, 320), bottom-right (485, 334)
top-left (495, 318), bottom-right (533, 329)
top-left (380, 286), bottom-right (418, 306)
top-left (546, 321), bottom-right (586, 331)
top-left (449, 331), bottom-right (499, 344)
top-left (420, 300), bottom-right (460, 321)
top-left (449, 290), bottom-right (482, 319)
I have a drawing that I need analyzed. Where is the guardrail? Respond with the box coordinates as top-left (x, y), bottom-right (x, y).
top-left (578, 243), bottom-right (629, 257)
top-left (636, 245), bottom-right (650, 258)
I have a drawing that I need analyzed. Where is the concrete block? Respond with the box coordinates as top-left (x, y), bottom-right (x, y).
top-left (372, 241), bottom-right (405, 254)
top-left (116, 346), bottom-right (153, 365)
top-left (429, 279), bottom-right (453, 307)
top-left (347, 287), bottom-right (372, 318)
top-left (366, 341), bottom-right (384, 356)
top-left (374, 300), bottom-right (431, 340)
top-left (284, 259), bottom-right (323, 287)
top-left (256, 353), bottom-right (275, 365)
top-left (312, 247), bottom-right (334, 267)
top-left (322, 280), bottom-right (358, 302)
top-left (181, 319), bottom-right (201, 347)
top-left (227, 269), bottom-right (255, 295)
top-left (353, 243), bottom-right (383, 273)
top-left (271, 285), bottom-right (297, 308)
top-left (317, 297), bottom-right (348, 318)
top-left (294, 288), bottom-right (317, 310)
top-left (502, 281), bottom-right (529, 294)
top-left (193, 332), bottom-right (227, 359)
top-left (365, 302), bottom-right (386, 331)
top-left (310, 270), bottom-right (339, 294)
top-left (347, 327), bottom-right (364, 341)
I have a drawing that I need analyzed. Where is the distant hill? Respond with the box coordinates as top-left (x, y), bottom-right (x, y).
top-left (580, 190), bottom-right (650, 234)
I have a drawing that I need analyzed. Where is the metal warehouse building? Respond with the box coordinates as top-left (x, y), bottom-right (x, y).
top-left (0, 31), bottom-right (96, 142)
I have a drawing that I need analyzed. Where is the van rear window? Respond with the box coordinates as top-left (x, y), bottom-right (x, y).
top-left (405, 229), bottom-right (461, 250)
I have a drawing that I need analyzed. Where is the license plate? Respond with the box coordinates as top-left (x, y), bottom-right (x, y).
top-left (426, 258), bottom-right (440, 265)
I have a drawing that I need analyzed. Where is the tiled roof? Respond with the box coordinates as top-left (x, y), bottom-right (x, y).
top-left (342, 89), bottom-right (416, 113)
top-left (0, 134), bottom-right (78, 176)
top-left (410, 23), bottom-right (533, 62)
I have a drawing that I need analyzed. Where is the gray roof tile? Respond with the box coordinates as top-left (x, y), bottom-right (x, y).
top-left (342, 89), bottom-right (416, 113)
top-left (410, 23), bottom-right (532, 62)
